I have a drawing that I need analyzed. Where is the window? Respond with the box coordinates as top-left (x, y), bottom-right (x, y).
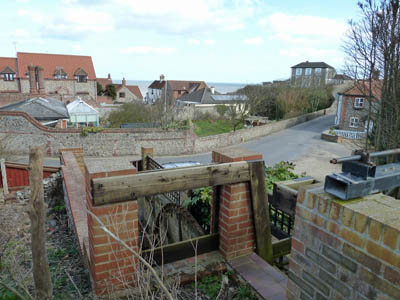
top-left (3, 73), bottom-right (14, 81)
top-left (55, 74), bottom-right (67, 80)
top-left (296, 68), bottom-right (302, 76)
top-left (305, 68), bottom-right (311, 76)
top-left (119, 92), bottom-right (125, 98)
top-left (354, 97), bottom-right (364, 108)
top-left (315, 68), bottom-right (321, 74)
top-left (350, 117), bottom-right (359, 128)
top-left (75, 75), bottom-right (88, 83)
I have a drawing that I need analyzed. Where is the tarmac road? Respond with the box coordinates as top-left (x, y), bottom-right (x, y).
top-left (156, 114), bottom-right (352, 166)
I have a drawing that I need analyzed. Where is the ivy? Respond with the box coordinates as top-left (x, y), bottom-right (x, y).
top-left (183, 187), bottom-right (211, 231)
top-left (80, 126), bottom-right (104, 137)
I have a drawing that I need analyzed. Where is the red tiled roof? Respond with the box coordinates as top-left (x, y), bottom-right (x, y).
top-left (115, 84), bottom-right (143, 100)
top-left (17, 52), bottom-right (96, 79)
top-left (97, 77), bottom-right (113, 89)
top-left (0, 57), bottom-right (17, 73)
top-left (341, 80), bottom-right (382, 100)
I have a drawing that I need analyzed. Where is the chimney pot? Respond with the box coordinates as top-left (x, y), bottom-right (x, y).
top-left (122, 77), bottom-right (126, 86)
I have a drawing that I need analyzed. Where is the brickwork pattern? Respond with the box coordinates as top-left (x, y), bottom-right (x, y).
top-left (286, 186), bottom-right (400, 300)
top-left (85, 159), bottom-right (139, 295)
top-left (212, 148), bottom-right (260, 260)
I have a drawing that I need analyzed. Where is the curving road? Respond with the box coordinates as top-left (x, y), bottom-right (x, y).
top-left (156, 115), bottom-right (352, 166)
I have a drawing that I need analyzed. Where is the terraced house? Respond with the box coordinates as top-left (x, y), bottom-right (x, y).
top-left (0, 52), bottom-right (97, 106)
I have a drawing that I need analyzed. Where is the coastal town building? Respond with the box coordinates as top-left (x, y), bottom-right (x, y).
top-left (0, 96), bottom-right (69, 128)
top-left (97, 74), bottom-right (143, 103)
top-left (290, 61), bottom-right (336, 87)
top-left (0, 52), bottom-right (97, 106)
top-left (146, 76), bottom-right (207, 104)
top-left (334, 81), bottom-right (381, 139)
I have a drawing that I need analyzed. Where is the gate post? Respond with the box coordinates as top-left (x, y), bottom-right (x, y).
top-left (212, 148), bottom-right (262, 260)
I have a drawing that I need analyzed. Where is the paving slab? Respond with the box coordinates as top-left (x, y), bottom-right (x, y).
top-left (229, 253), bottom-right (287, 300)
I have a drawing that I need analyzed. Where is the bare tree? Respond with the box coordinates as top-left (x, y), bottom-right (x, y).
top-left (344, 0), bottom-right (400, 153)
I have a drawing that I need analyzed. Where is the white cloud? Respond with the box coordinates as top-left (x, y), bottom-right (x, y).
top-left (115, 0), bottom-right (255, 35)
top-left (243, 37), bottom-right (264, 45)
top-left (204, 39), bottom-right (215, 45)
top-left (264, 13), bottom-right (348, 44)
top-left (120, 46), bottom-right (176, 55)
top-left (71, 44), bottom-right (82, 51)
top-left (188, 38), bottom-right (201, 45)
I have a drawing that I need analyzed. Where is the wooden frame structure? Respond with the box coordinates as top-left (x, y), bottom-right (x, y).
top-left (92, 160), bottom-right (290, 265)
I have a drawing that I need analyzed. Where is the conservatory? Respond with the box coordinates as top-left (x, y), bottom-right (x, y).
top-left (67, 98), bottom-right (99, 127)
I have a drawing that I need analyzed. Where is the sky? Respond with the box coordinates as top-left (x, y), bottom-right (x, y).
top-left (1, 0), bottom-right (362, 83)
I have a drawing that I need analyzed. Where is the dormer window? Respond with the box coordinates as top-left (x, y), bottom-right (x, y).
top-left (74, 68), bottom-right (88, 83)
top-left (1, 66), bottom-right (16, 81)
top-left (54, 66), bottom-right (67, 80)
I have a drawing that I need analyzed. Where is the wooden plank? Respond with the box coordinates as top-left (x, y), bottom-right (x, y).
top-left (1, 158), bottom-right (8, 195)
top-left (248, 161), bottom-right (273, 264)
top-left (141, 233), bottom-right (219, 265)
top-left (92, 161), bottom-right (250, 205)
top-left (272, 237), bottom-right (292, 259)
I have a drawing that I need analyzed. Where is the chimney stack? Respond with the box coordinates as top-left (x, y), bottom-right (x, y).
top-left (210, 86), bottom-right (215, 94)
top-left (107, 73), bottom-right (111, 79)
top-left (122, 77), bottom-right (126, 86)
top-left (37, 66), bottom-right (46, 97)
top-left (28, 64), bottom-right (38, 97)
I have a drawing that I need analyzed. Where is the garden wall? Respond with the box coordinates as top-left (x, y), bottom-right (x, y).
top-left (0, 106), bottom-right (331, 157)
top-left (286, 185), bottom-right (400, 300)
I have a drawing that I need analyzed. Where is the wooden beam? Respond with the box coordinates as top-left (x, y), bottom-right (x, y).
top-left (1, 158), bottom-right (8, 195)
top-left (141, 233), bottom-right (219, 265)
top-left (248, 161), bottom-right (273, 264)
top-left (92, 161), bottom-right (250, 205)
top-left (272, 237), bottom-right (292, 259)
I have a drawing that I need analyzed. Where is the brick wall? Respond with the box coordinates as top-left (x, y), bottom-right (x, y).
top-left (85, 158), bottom-right (139, 295)
top-left (286, 185), bottom-right (400, 300)
top-left (212, 148), bottom-right (262, 260)
top-left (0, 106), bottom-right (331, 157)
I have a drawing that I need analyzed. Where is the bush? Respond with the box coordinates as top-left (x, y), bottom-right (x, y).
top-left (107, 102), bottom-right (152, 128)
top-left (216, 105), bottom-right (229, 119)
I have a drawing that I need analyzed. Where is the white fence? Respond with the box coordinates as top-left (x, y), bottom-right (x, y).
top-left (334, 129), bottom-right (366, 140)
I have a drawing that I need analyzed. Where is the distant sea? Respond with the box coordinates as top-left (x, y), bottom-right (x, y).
top-left (124, 80), bottom-right (250, 98)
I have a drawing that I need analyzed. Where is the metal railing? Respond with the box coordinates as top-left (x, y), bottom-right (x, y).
top-left (269, 205), bottom-right (294, 239)
top-left (146, 156), bottom-right (181, 204)
top-left (334, 129), bottom-right (366, 140)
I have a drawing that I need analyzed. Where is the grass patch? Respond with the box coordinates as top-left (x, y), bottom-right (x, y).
top-left (194, 120), bottom-right (244, 137)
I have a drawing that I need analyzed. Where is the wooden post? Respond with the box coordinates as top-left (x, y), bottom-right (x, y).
top-left (141, 147), bottom-right (154, 171)
top-left (29, 147), bottom-right (52, 299)
top-left (0, 158), bottom-right (8, 195)
top-left (248, 161), bottom-right (273, 264)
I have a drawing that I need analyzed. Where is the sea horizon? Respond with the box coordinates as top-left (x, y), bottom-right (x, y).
top-left (119, 80), bottom-right (256, 98)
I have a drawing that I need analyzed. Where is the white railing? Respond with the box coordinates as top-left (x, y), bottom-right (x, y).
top-left (334, 129), bottom-right (366, 140)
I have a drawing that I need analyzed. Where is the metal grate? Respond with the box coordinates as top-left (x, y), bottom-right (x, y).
top-left (146, 156), bottom-right (181, 204)
top-left (269, 205), bottom-right (294, 239)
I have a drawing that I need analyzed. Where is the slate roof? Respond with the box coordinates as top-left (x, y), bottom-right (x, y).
top-left (0, 97), bottom-right (69, 120)
top-left (291, 61), bottom-right (334, 69)
top-left (148, 80), bottom-right (166, 89)
top-left (333, 74), bottom-right (352, 80)
top-left (0, 57), bottom-right (17, 74)
top-left (177, 88), bottom-right (248, 104)
top-left (67, 98), bottom-right (98, 115)
top-left (17, 52), bottom-right (96, 79)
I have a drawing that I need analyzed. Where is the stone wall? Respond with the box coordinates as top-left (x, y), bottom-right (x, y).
top-left (0, 79), bottom-right (19, 92)
top-left (286, 184), bottom-right (400, 300)
top-left (0, 107), bottom-right (329, 157)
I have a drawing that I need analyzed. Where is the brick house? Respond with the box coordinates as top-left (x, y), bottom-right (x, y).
top-left (334, 81), bottom-right (381, 137)
top-left (290, 61), bottom-right (336, 87)
top-left (0, 52), bottom-right (98, 104)
top-left (146, 76), bottom-right (207, 104)
top-left (97, 74), bottom-right (143, 103)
